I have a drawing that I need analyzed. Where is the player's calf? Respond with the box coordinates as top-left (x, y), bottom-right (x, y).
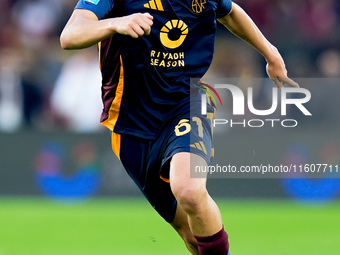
top-left (171, 204), bottom-right (199, 254)
top-left (172, 222), bottom-right (199, 255)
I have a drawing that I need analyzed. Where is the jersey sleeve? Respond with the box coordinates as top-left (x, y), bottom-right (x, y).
top-left (75, 0), bottom-right (114, 20)
top-left (216, 0), bottom-right (233, 19)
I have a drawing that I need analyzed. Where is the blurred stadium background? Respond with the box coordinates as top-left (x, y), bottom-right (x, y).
top-left (1, 0), bottom-right (340, 254)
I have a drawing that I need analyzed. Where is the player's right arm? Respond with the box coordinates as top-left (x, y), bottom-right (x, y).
top-left (60, 9), bottom-right (153, 50)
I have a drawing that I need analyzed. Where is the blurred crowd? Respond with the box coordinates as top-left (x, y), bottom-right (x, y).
top-left (0, 0), bottom-right (339, 133)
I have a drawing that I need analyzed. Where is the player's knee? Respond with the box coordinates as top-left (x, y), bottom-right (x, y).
top-left (172, 184), bottom-right (208, 214)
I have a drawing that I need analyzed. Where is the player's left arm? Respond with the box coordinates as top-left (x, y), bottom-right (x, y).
top-left (218, 2), bottom-right (299, 89)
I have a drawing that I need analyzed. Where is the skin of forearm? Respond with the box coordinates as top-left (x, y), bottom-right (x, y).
top-left (218, 3), bottom-right (279, 64)
top-left (60, 11), bottom-right (116, 50)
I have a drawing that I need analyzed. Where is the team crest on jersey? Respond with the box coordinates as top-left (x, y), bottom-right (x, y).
top-left (85, 0), bottom-right (100, 5)
top-left (192, 0), bottom-right (206, 14)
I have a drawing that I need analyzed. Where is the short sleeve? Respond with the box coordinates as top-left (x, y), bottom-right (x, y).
top-left (75, 0), bottom-right (114, 20)
top-left (216, 0), bottom-right (233, 19)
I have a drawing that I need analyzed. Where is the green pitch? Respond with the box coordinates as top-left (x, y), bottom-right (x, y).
top-left (0, 198), bottom-right (339, 255)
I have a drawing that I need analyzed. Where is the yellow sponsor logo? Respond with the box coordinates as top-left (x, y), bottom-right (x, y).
top-left (144, 0), bottom-right (164, 11)
top-left (160, 20), bottom-right (188, 49)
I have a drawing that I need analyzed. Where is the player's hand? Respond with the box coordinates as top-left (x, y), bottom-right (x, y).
top-left (266, 48), bottom-right (299, 89)
top-left (112, 13), bottom-right (153, 38)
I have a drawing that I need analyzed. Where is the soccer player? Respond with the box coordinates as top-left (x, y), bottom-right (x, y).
top-left (60, 0), bottom-right (299, 254)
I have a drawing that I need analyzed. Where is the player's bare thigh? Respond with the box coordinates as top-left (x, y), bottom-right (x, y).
top-left (170, 152), bottom-right (208, 188)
